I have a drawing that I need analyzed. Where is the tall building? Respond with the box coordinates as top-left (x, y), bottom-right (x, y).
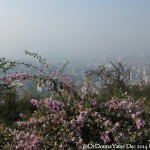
top-left (37, 83), bottom-right (42, 92)
top-left (142, 67), bottom-right (148, 84)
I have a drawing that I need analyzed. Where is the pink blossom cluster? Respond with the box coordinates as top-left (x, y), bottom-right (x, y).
top-left (10, 98), bottom-right (67, 149)
top-left (44, 63), bottom-right (50, 68)
top-left (60, 74), bottom-right (74, 93)
top-left (135, 118), bottom-right (145, 129)
top-left (69, 119), bottom-right (84, 148)
top-left (31, 99), bottom-right (41, 108)
top-left (91, 98), bottom-right (97, 106)
top-left (105, 97), bottom-right (142, 115)
top-left (0, 72), bottom-right (36, 83)
top-left (16, 116), bottom-right (46, 127)
top-left (1, 97), bottom-right (149, 149)
top-left (19, 113), bottom-right (26, 118)
top-left (44, 98), bottom-right (64, 111)
top-left (76, 111), bottom-right (88, 123)
top-left (31, 98), bottom-right (64, 111)
top-left (100, 131), bottom-right (111, 143)
top-left (103, 119), bottom-right (112, 127)
top-left (105, 97), bottom-right (145, 130)
top-left (13, 131), bottom-right (43, 150)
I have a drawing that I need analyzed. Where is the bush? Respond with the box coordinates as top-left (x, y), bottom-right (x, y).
top-left (0, 51), bottom-right (150, 149)
top-left (1, 96), bottom-right (148, 149)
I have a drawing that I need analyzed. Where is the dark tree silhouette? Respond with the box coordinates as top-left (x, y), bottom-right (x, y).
top-left (86, 62), bottom-right (130, 96)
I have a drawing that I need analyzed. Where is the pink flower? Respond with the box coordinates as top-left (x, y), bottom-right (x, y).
top-left (29, 118), bottom-right (37, 124)
top-left (103, 120), bottom-right (112, 127)
top-left (31, 99), bottom-right (40, 107)
top-left (45, 63), bottom-right (49, 67)
top-left (135, 118), bottom-right (145, 129)
top-left (16, 121), bottom-right (27, 126)
top-left (91, 99), bottom-right (97, 106)
top-left (19, 113), bottom-right (26, 118)
top-left (30, 134), bottom-right (36, 140)
top-left (135, 111), bottom-right (142, 116)
top-left (16, 134), bottom-right (21, 140)
top-left (44, 98), bottom-right (63, 111)
top-left (59, 144), bottom-right (64, 149)
top-left (76, 111), bottom-right (87, 123)
top-left (38, 117), bottom-right (46, 123)
top-left (100, 131), bottom-right (111, 143)
top-left (131, 114), bottom-right (136, 119)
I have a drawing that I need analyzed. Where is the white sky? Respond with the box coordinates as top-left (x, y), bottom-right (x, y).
top-left (0, 0), bottom-right (150, 59)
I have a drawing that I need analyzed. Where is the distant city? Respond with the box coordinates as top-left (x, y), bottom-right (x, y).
top-left (3, 53), bottom-right (149, 94)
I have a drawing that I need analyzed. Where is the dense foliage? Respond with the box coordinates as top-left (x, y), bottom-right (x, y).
top-left (0, 51), bottom-right (150, 149)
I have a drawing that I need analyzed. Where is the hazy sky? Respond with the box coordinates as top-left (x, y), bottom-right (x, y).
top-left (0, 0), bottom-right (150, 59)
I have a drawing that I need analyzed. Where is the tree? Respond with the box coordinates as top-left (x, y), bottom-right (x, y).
top-left (0, 84), bottom-right (18, 125)
top-left (0, 50), bottom-right (80, 104)
top-left (86, 62), bottom-right (130, 97)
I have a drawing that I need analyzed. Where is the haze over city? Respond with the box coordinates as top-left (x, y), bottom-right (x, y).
top-left (1, 1), bottom-right (150, 148)
top-left (0, 0), bottom-right (150, 59)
